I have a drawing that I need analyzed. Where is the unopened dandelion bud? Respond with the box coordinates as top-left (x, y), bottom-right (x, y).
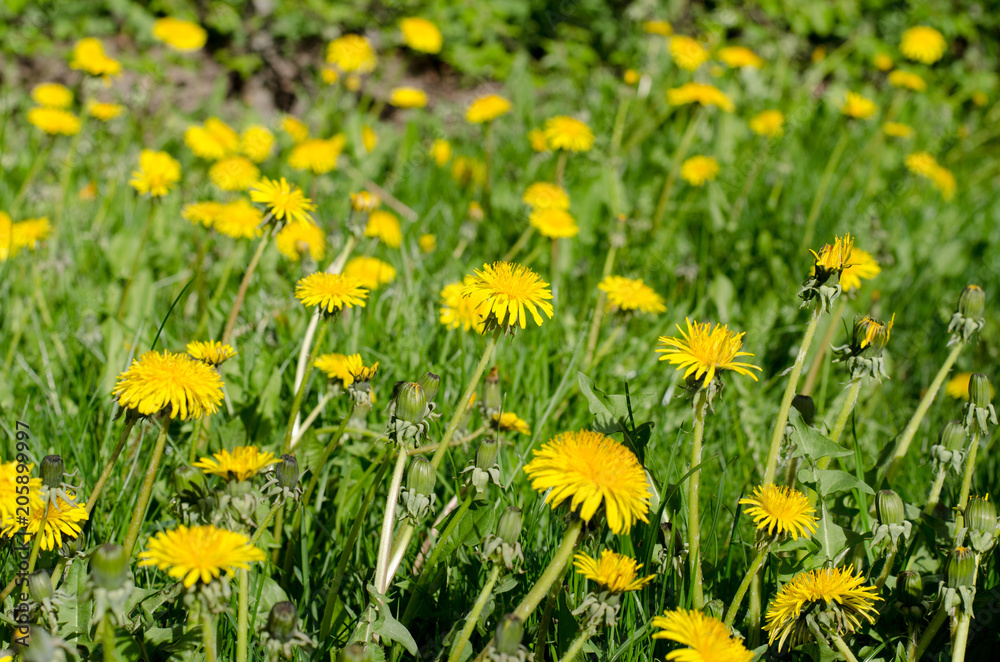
top-left (90, 543), bottom-right (129, 591)
top-left (173, 465), bottom-right (206, 495)
top-left (495, 614), bottom-right (524, 655)
top-left (958, 285), bottom-right (985, 321)
top-left (497, 507), bottom-right (523, 545)
top-left (940, 420), bottom-right (967, 451)
top-left (395, 382), bottom-right (427, 424)
top-left (276, 454), bottom-right (300, 490)
top-left (947, 547), bottom-right (977, 588)
top-left (968, 373), bottom-right (992, 409)
top-left (484, 367), bottom-right (502, 413)
top-left (407, 456), bottom-right (436, 495)
top-left (267, 601), bottom-right (298, 642)
top-left (418, 372), bottom-right (441, 402)
top-left (875, 490), bottom-right (905, 526)
top-left (896, 570), bottom-right (923, 606)
top-left (852, 314), bottom-right (893, 357)
top-left (791, 394), bottom-right (816, 426)
top-left (476, 437), bottom-right (500, 470)
top-left (40, 455), bottom-right (64, 488)
top-left (965, 496), bottom-right (996, 536)
top-left (28, 570), bottom-right (53, 603)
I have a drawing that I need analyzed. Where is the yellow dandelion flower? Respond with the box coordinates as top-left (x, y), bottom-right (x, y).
top-left (430, 139), bottom-right (451, 166)
top-left (874, 53), bottom-right (894, 71)
top-left (839, 248), bottom-right (880, 292)
top-left (905, 152), bottom-right (955, 200)
top-left (901, 26), bottom-right (947, 64)
top-left (294, 272), bottom-right (368, 314)
top-left (765, 565), bottom-right (881, 651)
top-left (194, 446), bottom-right (279, 482)
top-left (186, 341), bottom-right (236, 366)
top-left (350, 191), bottom-right (381, 212)
top-left (419, 233), bottom-right (437, 253)
top-left (529, 208), bottom-right (578, 239)
top-left (930, 166), bottom-right (956, 201)
top-left (466, 94), bottom-right (512, 124)
top-left (346, 74), bottom-right (362, 91)
top-left (451, 156), bottom-right (487, 188)
top-left (656, 318), bottom-right (761, 386)
top-left (491, 412), bottom-right (531, 435)
top-left (31, 83), bottom-right (73, 109)
top-left (718, 46), bottom-right (763, 69)
top-left (573, 550), bottom-right (655, 593)
top-left (883, 121), bottom-right (914, 138)
top-left (275, 220), bottom-right (325, 261)
top-left (543, 116), bottom-right (594, 152)
top-left (739, 484), bottom-right (818, 541)
top-left (623, 69), bottom-right (640, 85)
top-left (946, 372), bottom-right (974, 400)
top-left (152, 17), bottom-right (208, 52)
top-left (666, 82), bottom-right (734, 112)
top-left (749, 110), bottom-right (784, 138)
top-left (10, 218), bottom-right (51, 255)
top-left (314, 353), bottom-right (377, 387)
top-left (327, 34), bottom-right (377, 73)
top-left (0, 461), bottom-right (42, 521)
top-left (281, 116), bottom-right (309, 143)
top-left (69, 38), bottom-right (121, 78)
top-left (87, 101), bottom-right (125, 121)
top-left (670, 36), bottom-right (709, 71)
top-left (810, 233), bottom-right (855, 279)
top-left (213, 199), bottom-right (264, 240)
top-left (361, 125), bottom-right (378, 152)
top-left (185, 127), bottom-right (228, 161)
top-left (205, 117), bottom-right (240, 152)
top-left (27, 107), bottom-right (81, 135)
top-left (139, 524), bottom-right (265, 588)
top-left (522, 182), bottom-right (570, 210)
top-left (598, 276), bottom-right (666, 315)
top-left (2, 492), bottom-right (88, 551)
top-left (464, 261), bottom-right (554, 331)
top-left (240, 125), bottom-right (274, 163)
top-left (524, 429), bottom-right (650, 534)
top-left (288, 135), bottom-right (346, 174)
top-left (130, 149), bottom-right (181, 198)
top-left (389, 86), bottom-right (428, 109)
top-left (680, 155), bottom-right (720, 186)
top-left (365, 210), bottom-right (402, 248)
top-left (113, 351), bottom-right (225, 420)
top-left (528, 128), bottom-right (549, 152)
top-left (652, 609), bottom-right (754, 662)
top-left (812, 46), bottom-right (827, 63)
top-left (183, 202), bottom-right (224, 228)
top-left (400, 17), bottom-right (442, 54)
top-left (889, 70), bottom-right (926, 92)
top-left (344, 256), bottom-right (397, 290)
top-left (854, 313), bottom-right (895, 352)
top-left (440, 277), bottom-right (488, 334)
top-left (250, 177), bottom-right (315, 225)
top-left (321, 66), bottom-right (339, 85)
top-left (209, 156), bottom-right (259, 192)
top-left (642, 20), bottom-right (673, 37)
top-left (842, 91), bottom-right (878, 119)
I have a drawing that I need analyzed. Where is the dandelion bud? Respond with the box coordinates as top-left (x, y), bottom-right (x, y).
top-left (946, 547), bottom-right (977, 588)
top-left (276, 454), bottom-right (300, 490)
top-left (266, 601), bottom-right (298, 643)
top-left (495, 614), bottom-right (524, 655)
top-left (476, 438), bottom-right (500, 470)
top-left (394, 382), bottom-right (427, 424)
top-left (406, 456), bottom-right (436, 496)
top-left (939, 420), bottom-right (967, 451)
top-left (90, 543), bottom-right (129, 591)
top-left (40, 455), bottom-right (64, 488)
top-left (484, 367), bottom-right (501, 413)
top-left (965, 496), bottom-right (996, 536)
top-left (896, 570), bottom-right (923, 606)
top-left (851, 314), bottom-right (893, 357)
top-left (496, 507), bottom-right (523, 545)
top-left (418, 372), bottom-right (441, 402)
top-left (28, 570), bottom-right (53, 603)
top-left (875, 490), bottom-right (905, 526)
top-left (958, 285), bottom-right (985, 321)
top-left (173, 465), bottom-right (206, 495)
top-left (968, 373), bottom-right (992, 409)
top-left (791, 394), bottom-right (816, 426)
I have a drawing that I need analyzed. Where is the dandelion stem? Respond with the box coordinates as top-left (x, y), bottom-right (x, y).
top-left (221, 226), bottom-right (275, 345)
top-left (828, 630), bottom-right (861, 662)
top-left (763, 306), bottom-right (822, 485)
top-left (819, 376), bottom-right (864, 469)
top-left (374, 446), bottom-right (409, 594)
top-left (887, 341), bottom-right (964, 481)
top-left (535, 556), bottom-right (572, 659)
top-left (202, 607), bottom-right (217, 662)
top-left (281, 319), bottom-right (328, 455)
top-left (385, 522), bottom-right (415, 585)
top-left (911, 606), bottom-right (947, 662)
top-left (557, 627), bottom-right (592, 662)
top-left (584, 215), bottom-right (626, 371)
top-left (873, 542), bottom-right (897, 592)
top-left (502, 226), bottom-right (536, 263)
top-left (802, 297), bottom-right (848, 397)
top-left (923, 468), bottom-right (948, 517)
top-left (248, 499), bottom-right (284, 547)
top-left (86, 418), bottom-right (138, 515)
top-left (724, 548), bottom-right (768, 626)
top-left (555, 151), bottom-right (568, 188)
top-left (236, 568), bottom-right (249, 662)
top-left (116, 199), bottom-right (160, 320)
top-left (26, 496), bottom-right (50, 575)
top-left (688, 389), bottom-right (710, 609)
top-left (729, 137), bottom-right (769, 226)
top-left (10, 138), bottom-right (53, 216)
top-left (102, 614), bottom-right (117, 662)
top-left (123, 419), bottom-right (170, 558)
top-left (430, 328), bottom-right (501, 471)
top-left (801, 130), bottom-right (849, 252)
top-left (651, 109), bottom-right (702, 234)
top-left (747, 571), bottom-right (763, 648)
top-left (449, 564), bottom-right (501, 662)
top-left (300, 405), bottom-right (355, 508)
top-left (955, 432), bottom-right (980, 530)
top-left (952, 611), bottom-right (972, 662)
top-left (483, 122), bottom-right (495, 216)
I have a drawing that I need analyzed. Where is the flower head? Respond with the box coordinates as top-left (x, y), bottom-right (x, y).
top-left (113, 351), bottom-right (225, 420)
top-left (186, 341), bottom-right (237, 366)
top-left (945, 373), bottom-right (993, 400)
top-left (463, 261), bottom-right (554, 332)
top-left (522, 182), bottom-right (570, 210)
top-left (153, 17), bottom-right (208, 52)
top-left (491, 412), bottom-right (531, 435)
top-left (390, 87), bottom-right (428, 109)
top-left (718, 45), bottom-right (763, 68)
top-left (656, 318), bottom-right (761, 386)
top-left (350, 191), bottom-right (380, 212)
top-left (643, 20), bottom-right (673, 36)
top-left (70, 38), bottom-right (121, 78)
top-left (194, 446), bottom-right (280, 482)
top-left (889, 70), bottom-right (926, 92)
top-left (680, 156), bottom-right (719, 186)
top-left (250, 177), bottom-right (315, 225)
top-left (130, 150), bottom-right (181, 198)
top-left (764, 566), bottom-right (881, 650)
top-left (88, 101), bottom-right (125, 121)
top-left (901, 26), bottom-right (947, 64)
top-left (839, 248), bottom-right (880, 292)
top-left (314, 353), bottom-right (377, 387)
top-left (288, 136), bottom-right (346, 175)
top-left (598, 276), bottom-right (666, 316)
top-left (529, 208), bottom-right (579, 239)
top-left (212, 199), bottom-right (264, 239)
top-left (431, 139), bottom-right (451, 166)
top-left (528, 128), bottom-right (549, 151)
top-left (749, 110), bottom-right (784, 137)
top-left (139, 524), bottom-right (265, 588)
top-left (2, 492), bottom-right (88, 551)
top-left (883, 121), bottom-right (914, 138)
top-left (240, 125), bottom-right (274, 163)
top-left (0, 461), bottom-right (42, 521)
top-left (183, 202), bottom-right (225, 227)
top-left (364, 210), bottom-right (402, 248)
top-left (652, 609), bottom-right (754, 662)
top-left (874, 53), bottom-right (894, 71)
top-left (740, 484), bottom-right (818, 541)
top-left (1, 217), bottom-right (52, 259)
top-left (275, 220), bottom-right (325, 261)
top-left (361, 125), bottom-right (377, 152)
top-left (667, 82), bottom-right (734, 111)
top-left (440, 277), bottom-right (488, 333)
top-left (209, 156), bottom-right (259, 192)
top-left (344, 256), bottom-right (397, 290)
top-left (543, 116), bottom-right (594, 152)
top-left (905, 152), bottom-right (955, 200)
top-left (574, 550), bottom-right (654, 593)
top-left (27, 107), bottom-right (81, 135)
top-left (523, 430), bottom-right (650, 533)
top-left (31, 83), bottom-right (73, 109)
top-left (842, 91), bottom-right (878, 119)
top-left (281, 117), bottom-right (309, 143)
top-left (670, 36), bottom-right (709, 71)
top-left (451, 157), bottom-right (486, 187)
top-left (419, 234), bottom-right (437, 253)
top-left (466, 94), bottom-right (512, 124)
top-left (294, 272), bottom-right (368, 314)
top-left (326, 35), bottom-right (377, 73)
top-left (853, 313), bottom-right (895, 353)
top-left (400, 18), bottom-right (442, 54)
top-left (810, 233), bottom-right (855, 284)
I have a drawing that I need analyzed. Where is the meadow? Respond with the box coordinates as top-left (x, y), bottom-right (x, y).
top-left (1, 2), bottom-right (999, 661)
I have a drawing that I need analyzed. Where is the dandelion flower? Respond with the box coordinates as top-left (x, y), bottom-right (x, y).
top-left (666, 82), bottom-right (734, 112)
top-left (901, 26), bottom-right (947, 64)
top-left (740, 484), bottom-right (818, 541)
top-left (524, 430), bottom-right (649, 533)
top-left (945, 373), bottom-right (991, 400)
top-left (839, 248), bottom-right (880, 292)
top-left (27, 107), bottom-right (81, 135)
top-left (183, 202), bottom-right (224, 228)
top-left (842, 91), bottom-right (878, 119)
top-left (326, 34), bottom-right (377, 73)
top-left (680, 156), bottom-right (719, 186)
top-left (361, 125), bottom-right (378, 152)
top-left (31, 83), bottom-right (73, 109)
top-left (315, 353), bottom-right (377, 387)
top-left (250, 177), bottom-right (315, 225)
top-left (240, 125), bottom-right (274, 163)
top-left (139, 524), bottom-right (265, 588)
top-left (874, 53), bottom-right (894, 71)
top-left (288, 136), bottom-right (346, 174)
top-left (419, 234), bottom-right (437, 253)
top-left (88, 101), bottom-right (125, 121)
top-left (905, 152), bottom-right (955, 200)
top-left (528, 128), bottom-right (549, 152)
top-left (883, 121), bottom-right (914, 138)
top-left (466, 94), bottom-right (512, 124)
top-left (400, 18), bottom-right (442, 54)
top-left (275, 220), bottom-right (325, 261)
top-left (529, 208), bottom-right (579, 239)
top-left (657, 318), bottom-right (761, 386)
top-left (2, 492), bottom-right (88, 551)
top-left (281, 117), bottom-right (309, 143)
top-left (544, 116), bottom-right (594, 152)
top-left (294, 272), bottom-right (368, 314)
top-left (451, 157), bottom-right (487, 187)
top-left (350, 191), bottom-right (381, 212)
top-left (810, 233), bottom-right (855, 281)
top-left (194, 446), bottom-right (280, 482)
top-left (389, 87), bottom-right (428, 109)
top-left (669, 36), bottom-right (709, 71)
top-left (153, 17), bottom-right (208, 52)
top-left (652, 609), bottom-right (754, 662)
top-left (440, 277), bottom-right (488, 333)
top-left (213, 199), bottom-right (264, 240)
top-left (463, 261), bottom-right (554, 331)
top-left (185, 126), bottom-right (229, 161)
top-left (130, 150), bottom-right (181, 198)
top-left (642, 20), bottom-right (673, 36)
top-left (0, 461), bottom-right (42, 521)
top-left (491, 412), bottom-right (531, 435)
top-left (9, 218), bottom-right (52, 255)
top-left (186, 341), bottom-right (236, 366)
top-left (523, 182), bottom-right (570, 210)
top-left (889, 70), bottom-right (926, 92)
top-left (430, 139), bottom-right (451, 166)
top-left (574, 550), bottom-right (655, 593)
top-left (764, 565), bottom-right (881, 650)
top-left (364, 210), bottom-right (402, 248)
top-left (599, 276), bottom-right (666, 315)
top-left (718, 46), bottom-right (763, 69)
top-left (69, 38), bottom-right (121, 78)
top-left (749, 110), bottom-right (784, 137)
top-left (624, 69), bottom-right (640, 85)
top-left (113, 351), bottom-right (225, 420)
top-left (344, 256), bottom-right (397, 290)
top-left (209, 156), bottom-right (259, 192)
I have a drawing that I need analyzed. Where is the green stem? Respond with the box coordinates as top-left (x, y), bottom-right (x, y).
top-left (202, 608), bottom-right (217, 662)
top-left (221, 227), bottom-right (274, 344)
top-left (299, 406), bottom-right (355, 510)
top-left (828, 630), bottom-right (861, 662)
top-left (448, 565), bottom-right (501, 662)
top-left (26, 497), bottom-right (50, 574)
top-left (236, 569), bottom-right (249, 662)
top-left (555, 151), bottom-right (568, 189)
top-left (924, 468), bottom-right (948, 517)
top-left (123, 420), bottom-right (170, 558)
top-left (887, 342), bottom-right (964, 481)
top-left (102, 614), bottom-right (117, 662)
top-left (747, 571), bottom-right (762, 648)
top-left (651, 110), bottom-right (702, 234)
top-left (952, 611), bottom-right (971, 662)
top-left (116, 200), bottom-right (159, 320)
top-left (729, 138), bottom-right (769, 226)
top-left (911, 606), bottom-right (947, 662)
top-left (801, 130), bottom-right (849, 252)
top-left (10, 139), bottom-right (53, 216)
top-left (584, 216), bottom-right (626, 370)
top-left (86, 419), bottom-right (138, 515)
top-left (873, 543), bottom-right (897, 592)
top-left (802, 297), bottom-right (848, 397)
top-left (535, 557), bottom-right (572, 660)
top-left (374, 447), bottom-right (409, 593)
top-left (386, 521), bottom-right (415, 581)
top-left (483, 123), bottom-right (495, 216)
top-left (557, 628), bottom-right (592, 662)
top-left (431, 329), bottom-right (501, 471)
top-left (280, 320), bottom-right (328, 455)
top-left (688, 390), bottom-right (709, 609)
top-left (502, 226), bottom-right (535, 263)
top-left (248, 499), bottom-right (284, 547)
top-left (763, 307), bottom-right (822, 485)
top-left (955, 432), bottom-right (980, 530)
top-left (724, 548), bottom-right (769, 626)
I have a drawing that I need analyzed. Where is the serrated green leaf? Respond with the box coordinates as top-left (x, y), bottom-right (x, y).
top-left (799, 468), bottom-right (874, 497)
top-left (787, 408), bottom-right (852, 462)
